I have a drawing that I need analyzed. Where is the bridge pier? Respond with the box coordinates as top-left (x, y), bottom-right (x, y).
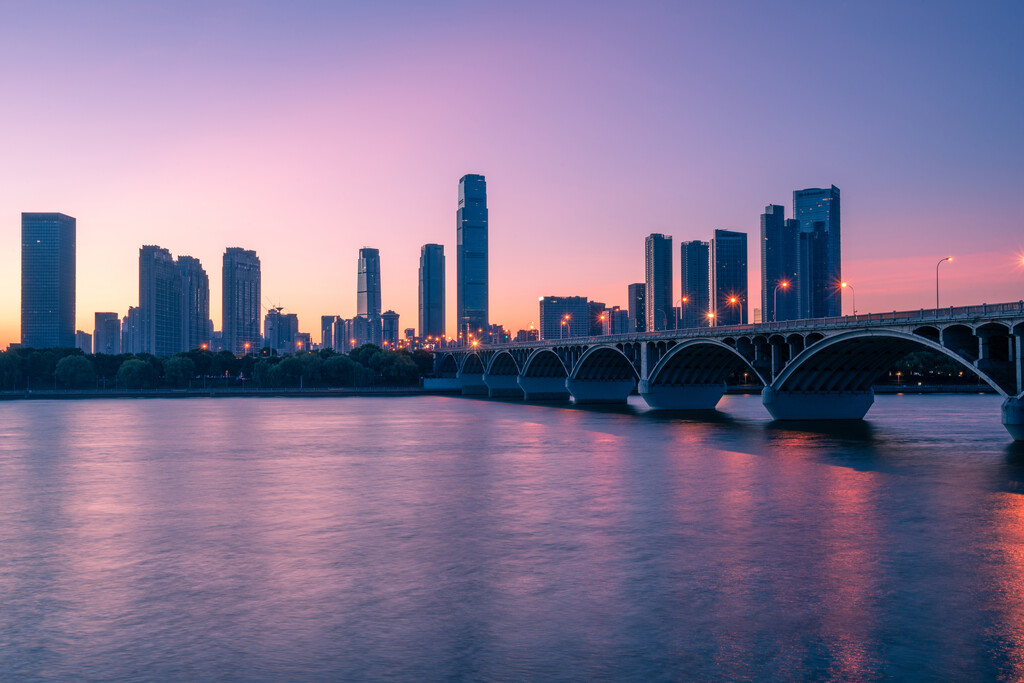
top-left (1003, 397), bottom-right (1024, 441)
top-left (639, 381), bottom-right (726, 410)
top-left (763, 387), bottom-right (875, 421)
top-left (517, 376), bottom-right (570, 401)
top-left (566, 378), bottom-right (635, 404)
top-left (484, 374), bottom-right (524, 399)
top-left (456, 371), bottom-right (488, 396)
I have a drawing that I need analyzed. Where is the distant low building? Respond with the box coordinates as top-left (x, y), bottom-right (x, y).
top-left (75, 330), bottom-right (92, 355)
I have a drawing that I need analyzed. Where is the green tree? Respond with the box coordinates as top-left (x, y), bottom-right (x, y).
top-left (163, 355), bottom-right (196, 388)
top-left (0, 352), bottom-right (23, 389)
top-left (55, 355), bottom-right (97, 389)
top-left (349, 344), bottom-right (382, 368)
top-left (118, 359), bottom-right (157, 389)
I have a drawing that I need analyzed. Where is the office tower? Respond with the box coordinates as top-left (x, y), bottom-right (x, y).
top-left (295, 332), bottom-right (311, 352)
top-left (627, 283), bottom-right (646, 332)
top-left (121, 306), bottom-right (141, 355)
top-left (418, 243), bottom-right (445, 339)
top-left (457, 174), bottom-right (488, 339)
top-left (794, 185), bottom-right (841, 317)
top-left (382, 310), bottom-right (400, 347)
top-left (264, 308), bottom-right (299, 355)
top-left (515, 328), bottom-right (539, 342)
top-left (538, 296), bottom-right (590, 340)
top-left (93, 312), bottom-right (121, 355)
top-left (710, 229), bottom-right (748, 326)
top-left (680, 240), bottom-right (711, 328)
top-left (21, 212), bottom-right (76, 348)
top-left (333, 317), bottom-right (353, 353)
top-left (321, 315), bottom-right (336, 351)
top-left (603, 306), bottom-right (630, 335)
top-left (223, 248), bottom-right (261, 354)
top-left (760, 206), bottom-right (801, 322)
top-left (351, 315), bottom-right (370, 347)
top-left (357, 247), bottom-right (383, 346)
top-left (645, 233), bottom-right (673, 331)
top-left (588, 301), bottom-right (606, 336)
top-left (75, 330), bottom-right (92, 354)
top-left (139, 245), bottom-right (182, 356)
top-left (178, 256), bottom-right (210, 351)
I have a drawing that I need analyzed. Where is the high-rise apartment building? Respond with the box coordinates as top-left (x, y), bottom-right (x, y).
top-left (418, 243), bottom-right (445, 339)
top-left (627, 283), bottom-right (646, 332)
top-left (710, 229), bottom-right (748, 326)
top-left (794, 185), bottom-right (841, 318)
top-left (760, 205), bottom-right (801, 322)
top-left (178, 256), bottom-right (210, 351)
top-left (264, 308), bottom-right (299, 354)
top-left (75, 330), bottom-right (92, 355)
top-left (139, 245), bottom-right (182, 356)
top-left (21, 212), bottom-right (76, 348)
top-left (457, 174), bottom-right (488, 339)
top-left (357, 247), bottom-right (382, 346)
top-left (93, 312), bottom-right (121, 355)
top-left (321, 315), bottom-right (336, 351)
top-left (680, 240), bottom-right (710, 328)
top-left (121, 307), bottom-right (141, 354)
top-left (223, 248), bottom-right (261, 354)
top-left (538, 296), bottom-right (590, 340)
top-left (645, 233), bottom-right (673, 331)
top-left (382, 310), bottom-right (400, 347)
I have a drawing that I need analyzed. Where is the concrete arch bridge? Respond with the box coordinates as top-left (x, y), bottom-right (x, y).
top-left (434, 302), bottom-right (1024, 440)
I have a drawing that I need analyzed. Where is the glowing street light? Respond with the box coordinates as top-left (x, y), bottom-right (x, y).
top-left (840, 281), bottom-right (856, 315)
top-left (936, 256), bottom-right (953, 309)
top-left (561, 314), bottom-right (571, 339)
top-left (706, 311), bottom-right (716, 327)
top-left (773, 280), bottom-right (790, 322)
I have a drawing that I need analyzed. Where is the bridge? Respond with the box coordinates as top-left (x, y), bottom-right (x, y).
top-left (434, 301), bottom-right (1024, 440)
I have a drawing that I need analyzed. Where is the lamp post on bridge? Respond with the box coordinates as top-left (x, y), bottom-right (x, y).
top-left (936, 256), bottom-right (953, 309)
top-left (773, 280), bottom-right (790, 322)
top-left (840, 281), bottom-right (856, 315)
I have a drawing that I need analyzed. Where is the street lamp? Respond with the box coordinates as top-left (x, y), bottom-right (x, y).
top-left (772, 281), bottom-right (790, 322)
top-left (561, 314), bottom-right (571, 339)
top-left (936, 256), bottom-right (953, 309)
top-left (678, 296), bottom-right (689, 328)
top-left (706, 311), bottom-right (716, 327)
top-left (840, 281), bottom-right (856, 315)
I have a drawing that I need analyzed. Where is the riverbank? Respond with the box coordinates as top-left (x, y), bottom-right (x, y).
top-left (0, 386), bottom-right (459, 400)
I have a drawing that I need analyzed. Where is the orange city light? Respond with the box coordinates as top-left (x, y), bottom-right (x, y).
top-left (728, 296), bottom-right (738, 304)
top-left (780, 281), bottom-right (789, 288)
top-left (707, 312), bottom-right (715, 319)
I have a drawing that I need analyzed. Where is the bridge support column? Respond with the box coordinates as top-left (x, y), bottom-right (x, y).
top-left (566, 378), bottom-right (636, 404)
top-left (517, 376), bottom-right (570, 401)
top-left (456, 371), bottom-right (488, 396)
top-left (484, 374), bottom-right (523, 399)
top-left (1003, 397), bottom-right (1024, 441)
top-left (638, 381), bottom-right (726, 410)
top-left (763, 387), bottom-right (875, 420)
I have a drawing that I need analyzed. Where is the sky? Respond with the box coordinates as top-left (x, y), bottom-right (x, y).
top-left (2, 0), bottom-right (1023, 348)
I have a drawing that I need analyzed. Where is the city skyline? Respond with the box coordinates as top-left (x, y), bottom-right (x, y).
top-left (2, 2), bottom-right (1023, 349)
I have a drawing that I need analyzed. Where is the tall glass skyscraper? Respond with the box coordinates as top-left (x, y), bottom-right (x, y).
top-left (627, 283), bottom-right (646, 332)
top-left (645, 233), bottom-right (673, 331)
top-left (711, 229), bottom-right (748, 326)
top-left (223, 247), bottom-right (261, 354)
top-left (357, 247), bottom-right (382, 346)
top-left (93, 312), bottom-right (121, 355)
top-left (457, 174), bottom-right (488, 340)
top-left (178, 255), bottom-right (209, 351)
top-left (760, 205), bottom-right (801, 322)
top-left (794, 185), bottom-right (841, 318)
top-left (21, 212), bottom-right (76, 348)
top-left (418, 243), bottom-right (445, 339)
top-left (680, 240), bottom-right (710, 328)
top-left (139, 245), bottom-right (182, 356)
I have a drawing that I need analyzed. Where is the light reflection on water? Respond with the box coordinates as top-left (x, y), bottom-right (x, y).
top-left (0, 393), bottom-right (1022, 680)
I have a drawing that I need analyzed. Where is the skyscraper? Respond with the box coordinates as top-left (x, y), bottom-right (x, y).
top-left (538, 296), bottom-right (590, 340)
top-left (139, 245), bottom-right (182, 356)
top-left (223, 247), bottom-right (261, 354)
top-left (178, 255), bottom-right (209, 351)
top-left (794, 185), bottom-right (841, 318)
top-left (418, 243), bottom-right (445, 339)
top-left (627, 283), bottom-right (646, 332)
top-left (264, 308), bottom-right (299, 354)
top-left (645, 233), bottom-right (673, 331)
top-left (21, 212), bottom-right (75, 348)
top-left (457, 174), bottom-right (488, 339)
top-left (711, 229), bottom-right (748, 326)
top-left (760, 205), bottom-right (800, 323)
top-left (321, 315), bottom-right (336, 351)
top-left (93, 312), bottom-right (121, 355)
top-left (382, 310), bottom-right (400, 347)
top-left (357, 247), bottom-right (382, 346)
top-left (680, 240), bottom-right (710, 328)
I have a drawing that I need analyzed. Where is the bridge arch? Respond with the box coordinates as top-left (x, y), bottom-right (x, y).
top-left (771, 329), bottom-right (1008, 396)
top-left (570, 345), bottom-right (638, 382)
top-left (486, 350), bottom-right (520, 375)
top-left (648, 338), bottom-right (767, 387)
top-left (459, 353), bottom-right (485, 375)
top-left (521, 348), bottom-right (569, 378)
top-left (437, 353), bottom-right (458, 376)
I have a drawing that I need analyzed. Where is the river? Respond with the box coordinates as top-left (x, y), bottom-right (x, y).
top-left (1, 394), bottom-right (1022, 680)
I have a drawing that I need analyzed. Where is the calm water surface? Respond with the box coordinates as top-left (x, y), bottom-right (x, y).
top-left (2, 394), bottom-right (1024, 681)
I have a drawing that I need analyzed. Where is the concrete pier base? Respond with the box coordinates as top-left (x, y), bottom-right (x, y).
top-left (639, 381), bottom-right (727, 410)
top-left (457, 372), bottom-right (488, 396)
top-left (517, 376), bottom-right (570, 401)
top-left (566, 378), bottom-right (636, 404)
top-left (1003, 397), bottom-right (1024, 441)
top-left (484, 375), bottom-right (524, 399)
top-left (763, 387), bottom-right (875, 420)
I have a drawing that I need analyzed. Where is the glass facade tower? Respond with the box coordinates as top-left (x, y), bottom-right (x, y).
top-left (711, 229), bottom-right (748, 326)
top-left (418, 243), bottom-right (445, 339)
top-left (760, 205), bottom-right (801, 322)
top-left (21, 212), bottom-right (76, 348)
top-left (223, 247), bottom-right (261, 354)
top-left (794, 185), bottom-right (841, 318)
top-left (645, 233), bottom-right (673, 331)
top-left (457, 174), bottom-right (488, 341)
top-left (680, 240), bottom-right (710, 328)
top-left (139, 245), bottom-right (182, 356)
top-left (357, 247), bottom-right (382, 346)
top-left (178, 255), bottom-right (209, 351)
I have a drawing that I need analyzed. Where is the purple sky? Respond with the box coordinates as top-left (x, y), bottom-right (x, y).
top-left (2, 0), bottom-right (1022, 347)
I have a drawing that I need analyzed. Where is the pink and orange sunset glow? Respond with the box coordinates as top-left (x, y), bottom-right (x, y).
top-left (2, 1), bottom-right (1022, 348)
